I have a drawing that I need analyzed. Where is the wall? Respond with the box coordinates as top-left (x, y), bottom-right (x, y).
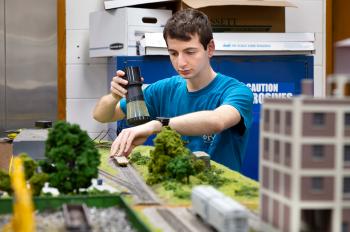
top-left (66, 0), bottom-right (108, 139)
top-left (285, 0), bottom-right (326, 97)
top-left (66, 0), bottom-right (326, 137)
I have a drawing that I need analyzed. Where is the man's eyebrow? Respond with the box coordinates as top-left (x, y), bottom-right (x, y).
top-left (184, 47), bottom-right (198, 51)
top-left (168, 47), bottom-right (198, 52)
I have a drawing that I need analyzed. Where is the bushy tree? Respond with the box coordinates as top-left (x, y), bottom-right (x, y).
top-left (166, 155), bottom-right (194, 184)
top-left (0, 154), bottom-right (47, 196)
top-left (0, 169), bottom-right (12, 195)
top-left (29, 173), bottom-right (49, 196)
top-left (129, 151), bottom-right (150, 165)
top-left (40, 121), bottom-right (101, 194)
top-left (18, 153), bottom-right (38, 180)
top-left (147, 127), bottom-right (193, 184)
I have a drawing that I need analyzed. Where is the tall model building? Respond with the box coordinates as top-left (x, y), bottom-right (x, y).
top-left (259, 76), bottom-right (350, 232)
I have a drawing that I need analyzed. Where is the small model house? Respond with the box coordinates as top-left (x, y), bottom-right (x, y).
top-left (259, 76), bottom-right (350, 232)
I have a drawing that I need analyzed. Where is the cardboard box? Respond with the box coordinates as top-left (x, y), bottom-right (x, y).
top-left (179, 0), bottom-right (295, 33)
top-left (139, 32), bottom-right (315, 55)
top-left (0, 138), bottom-right (12, 171)
top-left (335, 38), bottom-right (350, 74)
top-left (89, 7), bottom-right (172, 57)
top-left (104, 0), bottom-right (176, 10)
top-left (104, 0), bottom-right (295, 32)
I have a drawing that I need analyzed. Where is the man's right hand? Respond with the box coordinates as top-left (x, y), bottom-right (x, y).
top-left (110, 70), bottom-right (128, 99)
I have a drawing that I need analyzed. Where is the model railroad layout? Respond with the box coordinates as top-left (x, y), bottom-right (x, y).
top-left (98, 157), bottom-right (258, 232)
top-left (98, 158), bottom-right (214, 232)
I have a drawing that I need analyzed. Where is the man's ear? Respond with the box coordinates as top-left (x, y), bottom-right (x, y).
top-left (207, 39), bottom-right (215, 58)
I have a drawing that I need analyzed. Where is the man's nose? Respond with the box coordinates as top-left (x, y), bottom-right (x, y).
top-left (177, 53), bottom-right (187, 67)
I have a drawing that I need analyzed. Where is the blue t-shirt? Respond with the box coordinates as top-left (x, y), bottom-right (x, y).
top-left (120, 73), bottom-right (253, 171)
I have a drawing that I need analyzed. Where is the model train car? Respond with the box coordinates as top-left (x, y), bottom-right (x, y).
top-left (191, 185), bottom-right (249, 232)
top-left (113, 155), bottom-right (129, 167)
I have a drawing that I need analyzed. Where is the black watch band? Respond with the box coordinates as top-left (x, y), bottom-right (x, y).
top-left (156, 117), bottom-right (170, 127)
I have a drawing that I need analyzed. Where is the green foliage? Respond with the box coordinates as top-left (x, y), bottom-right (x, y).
top-left (162, 181), bottom-right (191, 199)
top-left (196, 165), bottom-right (229, 187)
top-left (147, 127), bottom-right (193, 184)
top-left (0, 169), bottom-right (12, 195)
top-left (18, 153), bottom-right (38, 180)
top-left (40, 121), bottom-right (101, 194)
top-left (29, 173), bottom-right (49, 196)
top-left (0, 154), bottom-right (44, 196)
top-left (235, 185), bottom-right (259, 198)
top-left (166, 155), bottom-right (194, 184)
top-left (129, 151), bottom-right (150, 165)
top-left (86, 188), bottom-right (111, 195)
top-left (192, 158), bottom-right (206, 173)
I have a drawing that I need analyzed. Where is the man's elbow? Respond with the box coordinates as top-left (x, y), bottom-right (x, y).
top-left (212, 114), bottom-right (241, 133)
top-left (93, 112), bottom-right (105, 123)
top-left (92, 109), bottom-right (111, 123)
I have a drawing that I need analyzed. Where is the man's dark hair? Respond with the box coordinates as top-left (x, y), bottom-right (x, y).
top-left (163, 9), bottom-right (213, 50)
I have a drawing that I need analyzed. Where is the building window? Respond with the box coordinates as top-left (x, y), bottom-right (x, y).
top-left (313, 113), bottom-right (325, 126)
top-left (275, 111), bottom-right (280, 125)
top-left (342, 222), bottom-right (349, 232)
top-left (345, 83), bottom-right (350, 96)
top-left (312, 145), bottom-right (325, 160)
top-left (345, 145), bottom-right (350, 163)
top-left (264, 109), bottom-right (270, 124)
top-left (285, 142), bottom-right (291, 166)
top-left (344, 177), bottom-right (350, 195)
top-left (286, 111), bottom-right (292, 127)
top-left (274, 140), bottom-right (280, 162)
top-left (264, 138), bottom-right (269, 152)
top-left (311, 177), bottom-right (324, 192)
top-left (345, 113), bottom-right (350, 127)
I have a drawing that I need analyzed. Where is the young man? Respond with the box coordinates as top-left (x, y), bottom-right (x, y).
top-left (93, 9), bottom-right (253, 171)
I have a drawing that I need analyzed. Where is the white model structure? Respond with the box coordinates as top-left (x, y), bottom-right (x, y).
top-left (259, 76), bottom-right (350, 232)
top-left (191, 185), bottom-right (249, 232)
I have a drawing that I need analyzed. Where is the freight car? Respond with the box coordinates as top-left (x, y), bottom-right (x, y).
top-left (191, 186), bottom-right (249, 232)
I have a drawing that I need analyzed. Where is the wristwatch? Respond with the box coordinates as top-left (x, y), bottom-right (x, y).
top-left (156, 117), bottom-right (170, 127)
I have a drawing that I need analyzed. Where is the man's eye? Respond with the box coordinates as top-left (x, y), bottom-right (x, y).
top-left (186, 51), bottom-right (196, 55)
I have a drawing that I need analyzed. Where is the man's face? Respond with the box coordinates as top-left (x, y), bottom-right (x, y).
top-left (166, 34), bottom-right (214, 80)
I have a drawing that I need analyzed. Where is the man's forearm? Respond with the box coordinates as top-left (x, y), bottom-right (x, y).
top-left (168, 106), bottom-right (241, 136)
top-left (93, 93), bottom-right (125, 123)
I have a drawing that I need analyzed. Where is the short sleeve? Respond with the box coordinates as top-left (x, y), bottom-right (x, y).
top-left (222, 84), bottom-right (254, 130)
top-left (119, 98), bottom-right (127, 115)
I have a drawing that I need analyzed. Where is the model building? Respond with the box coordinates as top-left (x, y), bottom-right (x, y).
top-left (259, 76), bottom-right (350, 232)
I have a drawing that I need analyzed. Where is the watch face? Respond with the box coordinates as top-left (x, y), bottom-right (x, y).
top-left (157, 117), bottom-right (170, 126)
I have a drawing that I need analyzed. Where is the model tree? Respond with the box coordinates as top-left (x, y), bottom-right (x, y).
top-left (18, 153), bottom-right (38, 180)
top-left (40, 121), bottom-right (101, 194)
top-left (0, 153), bottom-right (48, 196)
top-left (0, 169), bottom-right (12, 195)
top-left (147, 127), bottom-right (200, 184)
top-left (166, 155), bottom-right (195, 184)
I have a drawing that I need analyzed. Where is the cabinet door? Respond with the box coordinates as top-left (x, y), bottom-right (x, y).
top-left (5, 0), bottom-right (57, 129)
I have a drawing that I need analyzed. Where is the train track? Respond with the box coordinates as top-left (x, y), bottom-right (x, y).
top-left (99, 161), bottom-right (160, 205)
top-left (116, 164), bottom-right (161, 205)
top-left (156, 208), bottom-right (193, 232)
top-left (98, 169), bottom-right (134, 190)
